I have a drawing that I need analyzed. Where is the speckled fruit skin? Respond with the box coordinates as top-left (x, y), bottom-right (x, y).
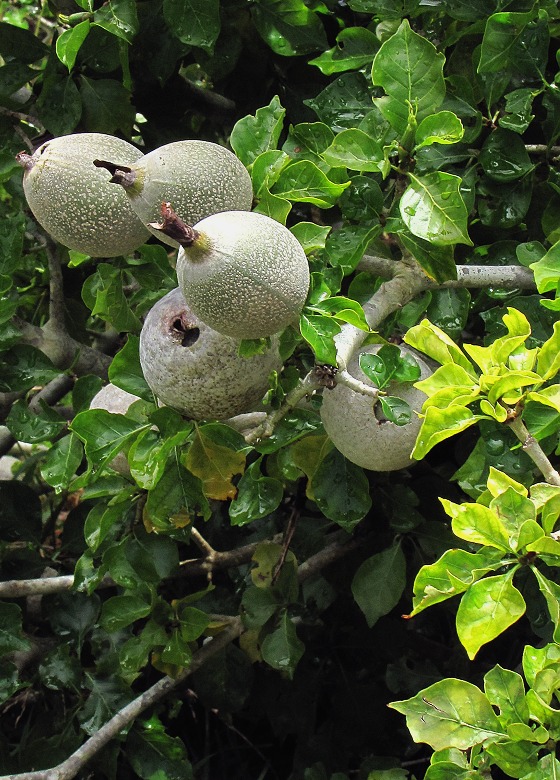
top-left (89, 384), bottom-right (141, 475)
top-left (176, 211), bottom-right (310, 340)
top-left (320, 344), bottom-right (433, 472)
top-left (139, 287), bottom-right (283, 419)
top-left (116, 140), bottom-right (253, 247)
top-left (20, 133), bottom-right (150, 257)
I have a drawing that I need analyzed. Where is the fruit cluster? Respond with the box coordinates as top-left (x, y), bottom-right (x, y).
top-left (18, 132), bottom-right (309, 422)
top-left (18, 132), bottom-right (428, 472)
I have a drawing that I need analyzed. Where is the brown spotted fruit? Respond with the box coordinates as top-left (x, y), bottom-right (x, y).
top-left (139, 287), bottom-right (282, 419)
top-left (17, 133), bottom-right (150, 257)
top-left (151, 205), bottom-right (310, 340)
top-left (94, 140), bottom-right (253, 247)
top-left (320, 344), bottom-right (433, 472)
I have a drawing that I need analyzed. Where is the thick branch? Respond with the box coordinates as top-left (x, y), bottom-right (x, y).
top-left (46, 241), bottom-right (66, 328)
top-left (13, 317), bottom-right (111, 378)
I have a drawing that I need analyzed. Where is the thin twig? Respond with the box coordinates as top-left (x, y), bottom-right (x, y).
top-left (508, 416), bottom-right (560, 487)
top-left (0, 620), bottom-right (244, 780)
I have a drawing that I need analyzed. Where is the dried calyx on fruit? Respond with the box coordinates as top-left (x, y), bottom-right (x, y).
top-left (17, 133), bottom-right (150, 257)
top-left (93, 140), bottom-right (253, 247)
top-left (139, 287), bottom-right (283, 420)
top-left (320, 344), bottom-right (433, 472)
top-left (151, 203), bottom-right (310, 340)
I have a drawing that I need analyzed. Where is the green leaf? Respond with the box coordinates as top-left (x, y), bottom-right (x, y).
top-left (442, 498), bottom-right (511, 551)
top-left (6, 399), bottom-right (67, 444)
top-left (56, 21), bottom-right (91, 71)
top-left (378, 396), bottom-right (413, 426)
top-left (78, 75), bottom-right (134, 136)
top-left (251, 0), bottom-right (327, 57)
top-left (352, 541), bottom-right (406, 627)
top-left (256, 409), bottom-right (324, 455)
top-left (484, 664), bottom-right (529, 724)
top-left (0, 21), bottom-right (49, 62)
top-left (230, 95), bottom-right (286, 167)
top-left (372, 20), bottom-right (445, 119)
top-left (309, 296), bottom-right (369, 331)
top-left (271, 160), bottom-right (350, 207)
top-left (414, 111), bottom-right (464, 150)
top-left (0, 603), bottom-right (31, 656)
top-left (229, 457), bottom-right (284, 526)
top-left (409, 547), bottom-right (505, 616)
top-left (389, 678), bottom-right (505, 750)
top-left (251, 150), bottom-right (290, 196)
top-left (108, 335), bottom-right (154, 402)
top-left (241, 586), bottom-right (280, 629)
top-left (478, 10), bottom-right (549, 77)
top-left (261, 611), bottom-right (304, 679)
top-left (500, 88), bottom-right (537, 134)
top-left (126, 718), bottom-right (192, 780)
top-left (359, 344), bottom-right (421, 389)
top-left (0, 345), bottom-right (60, 392)
top-left (41, 433), bottom-right (83, 492)
top-left (93, 0), bottom-right (139, 44)
top-left (456, 574), bottom-right (526, 660)
top-left (71, 409), bottom-right (147, 472)
top-left (82, 264), bottom-right (142, 333)
top-left (310, 448), bottom-right (372, 531)
top-left (532, 569), bottom-right (560, 645)
top-left (479, 128), bottom-right (533, 183)
top-left (309, 27), bottom-right (379, 75)
top-left (145, 452), bottom-right (210, 534)
top-left (99, 594), bottom-right (152, 633)
top-left (324, 223), bottom-right (381, 275)
top-left (290, 222), bottom-right (331, 254)
top-left (322, 129), bottom-right (384, 173)
top-left (36, 74), bottom-right (82, 136)
top-left (299, 313), bottom-right (340, 365)
top-left (412, 406), bottom-right (484, 460)
top-left (163, 0), bottom-right (219, 51)
top-left (399, 231), bottom-right (457, 284)
top-left (530, 240), bottom-right (560, 294)
top-left (536, 321), bottom-right (560, 380)
top-left (400, 172), bottom-right (472, 247)
top-left (305, 72), bottom-right (375, 133)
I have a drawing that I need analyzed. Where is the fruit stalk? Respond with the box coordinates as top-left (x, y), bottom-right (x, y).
top-left (149, 202), bottom-right (200, 247)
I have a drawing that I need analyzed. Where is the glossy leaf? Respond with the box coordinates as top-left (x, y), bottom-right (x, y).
top-left (389, 678), bottom-right (505, 750)
top-left (56, 21), bottom-right (91, 71)
top-left (271, 160), bottom-right (350, 207)
top-left (299, 313), bottom-right (340, 365)
top-left (412, 406), bottom-right (484, 460)
top-left (261, 611), bottom-right (304, 679)
top-left (322, 128), bottom-right (384, 173)
top-left (163, 0), bottom-right (220, 51)
top-left (108, 335), bottom-right (153, 402)
top-left (483, 664), bottom-right (529, 724)
top-left (400, 172), bottom-right (472, 246)
top-left (229, 458), bottom-right (283, 526)
top-left (310, 448), bottom-right (372, 530)
top-left (309, 27), bottom-right (378, 75)
top-left (250, 0), bottom-right (327, 57)
top-left (415, 111), bottom-right (464, 150)
top-left (456, 574), bottom-right (526, 659)
top-left (372, 20), bottom-right (445, 118)
top-left (230, 95), bottom-right (286, 167)
top-left (409, 547), bottom-right (505, 616)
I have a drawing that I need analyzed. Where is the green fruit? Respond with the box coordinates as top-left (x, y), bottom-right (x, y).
top-left (320, 344), bottom-right (432, 472)
top-left (157, 208), bottom-right (309, 340)
top-left (94, 140), bottom-right (253, 247)
top-left (139, 287), bottom-right (283, 419)
top-left (17, 133), bottom-right (150, 257)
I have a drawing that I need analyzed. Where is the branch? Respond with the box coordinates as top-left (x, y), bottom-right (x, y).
top-left (13, 317), bottom-right (112, 379)
top-left (0, 531), bottom-right (366, 779)
top-left (0, 375), bottom-right (75, 458)
top-left (508, 416), bottom-right (560, 487)
top-left (45, 241), bottom-right (66, 329)
top-left (0, 619), bottom-right (244, 780)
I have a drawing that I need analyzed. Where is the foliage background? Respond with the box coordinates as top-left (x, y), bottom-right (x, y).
top-left (0, 0), bottom-right (560, 778)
